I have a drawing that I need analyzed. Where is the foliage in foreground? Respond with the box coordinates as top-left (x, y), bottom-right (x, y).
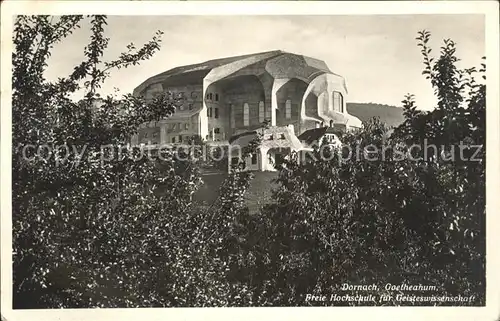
top-left (12, 16), bottom-right (485, 308)
top-left (12, 15), bottom-right (248, 308)
top-left (226, 30), bottom-right (485, 306)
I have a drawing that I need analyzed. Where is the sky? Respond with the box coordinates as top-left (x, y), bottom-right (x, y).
top-left (44, 14), bottom-right (485, 111)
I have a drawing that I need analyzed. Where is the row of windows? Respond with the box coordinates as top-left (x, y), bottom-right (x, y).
top-left (152, 90), bottom-right (342, 113)
top-left (241, 100), bottom-right (292, 127)
top-left (207, 107), bottom-right (220, 118)
top-left (143, 122), bottom-right (190, 138)
top-left (243, 103), bottom-right (250, 126)
top-left (212, 94), bottom-right (342, 128)
top-left (169, 123), bottom-right (190, 130)
top-left (142, 134), bottom-right (192, 144)
top-left (264, 133), bottom-right (286, 140)
top-left (206, 92), bottom-right (219, 102)
top-left (228, 101), bottom-right (292, 128)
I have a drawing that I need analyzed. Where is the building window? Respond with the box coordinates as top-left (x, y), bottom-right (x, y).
top-left (206, 93), bottom-right (210, 100)
top-left (178, 135), bottom-right (182, 142)
top-left (214, 128), bottom-right (220, 134)
top-left (208, 93), bottom-right (213, 100)
top-left (188, 103), bottom-right (193, 110)
top-left (333, 92), bottom-right (343, 112)
top-left (230, 104), bottom-right (235, 128)
top-left (171, 137), bottom-right (176, 143)
top-left (214, 107), bottom-right (219, 119)
top-left (280, 133), bottom-right (286, 140)
top-left (285, 99), bottom-right (292, 119)
top-left (185, 123), bottom-right (189, 130)
top-left (243, 103), bottom-right (249, 126)
top-left (215, 93), bottom-right (219, 101)
top-left (209, 107), bottom-right (213, 118)
top-left (259, 101), bottom-right (265, 123)
top-left (251, 153), bottom-right (257, 165)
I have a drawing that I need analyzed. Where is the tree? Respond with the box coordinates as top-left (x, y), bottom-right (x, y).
top-left (230, 30), bottom-right (486, 306)
top-left (11, 15), bottom-right (238, 308)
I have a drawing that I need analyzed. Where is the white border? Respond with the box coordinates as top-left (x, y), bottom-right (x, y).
top-left (1, 1), bottom-right (499, 321)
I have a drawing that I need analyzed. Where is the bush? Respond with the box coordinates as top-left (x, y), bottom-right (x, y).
top-left (228, 30), bottom-right (486, 306)
top-left (12, 18), bottom-right (485, 307)
top-left (11, 15), bottom-right (244, 308)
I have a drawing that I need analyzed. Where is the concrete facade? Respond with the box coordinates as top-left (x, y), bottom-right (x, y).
top-left (132, 50), bottom-right (362, 147)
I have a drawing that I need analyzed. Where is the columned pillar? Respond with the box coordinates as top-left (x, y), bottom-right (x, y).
top-left (160, 124), bottom-right (168, 145)
top-left (200, 79), bottom-right (210, 140)
top-left (260, 147), bottom-right (270, 171)
top-left (271, 78), bottom-right (291, 126)
top-left (259, 148), bottom-right (265, 171)
top-left (327, 90), bottom-right (334, 112)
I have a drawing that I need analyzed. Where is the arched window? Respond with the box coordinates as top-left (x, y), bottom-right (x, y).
top-left (259, 101), bottom-right (265, 123)
top-left (243, 103), bottom-right (250, 126)
top-left (285, 99), bottom-right (292, 119)
top-left (333, 92), bottom-right (343, 112)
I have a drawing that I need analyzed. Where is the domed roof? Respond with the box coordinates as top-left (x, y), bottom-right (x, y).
top-left (133, 50), bottom-right (341, 95)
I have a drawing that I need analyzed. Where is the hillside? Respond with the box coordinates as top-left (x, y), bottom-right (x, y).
top-left (347, 102), bottom-right (406, 128)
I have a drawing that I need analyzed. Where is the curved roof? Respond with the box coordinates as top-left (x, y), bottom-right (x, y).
top-left (298, 127), bottom-right (341, 145)
top-left (229, 125), bottom-right (304, 153)
top-left (133, 50), bottom-right (340, 95)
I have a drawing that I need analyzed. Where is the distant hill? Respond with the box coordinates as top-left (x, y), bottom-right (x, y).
top-left (347, 102), bottom-right (406, 128)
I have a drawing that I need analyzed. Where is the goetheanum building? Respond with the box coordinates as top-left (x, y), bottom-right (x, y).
top-left (132, 50), bottom-right (362, 147)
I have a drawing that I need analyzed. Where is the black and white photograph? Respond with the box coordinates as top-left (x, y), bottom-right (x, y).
top-left (1, 1), bottom-right (499, 320)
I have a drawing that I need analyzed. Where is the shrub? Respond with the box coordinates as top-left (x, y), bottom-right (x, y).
top-left (229, 30), bottom-right (486, 306)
